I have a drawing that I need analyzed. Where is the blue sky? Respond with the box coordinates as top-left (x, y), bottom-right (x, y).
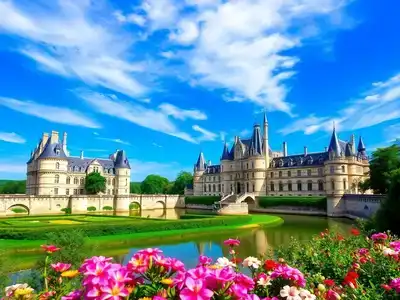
top-left (0, 0), bottom-right (400, 181)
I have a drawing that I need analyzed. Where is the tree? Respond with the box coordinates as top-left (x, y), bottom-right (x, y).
top-left (0, 180), bottom-right (26, 194)
top-left (169, 171), bottom-right (193, 195)
top-left (84, 172), bottom-right (106, 195)
top-left (140, 175), bottom-right (169, 194)
top-left (130, 182), bottom-right (141, 194)
top-left (367, 145), bottom-right (400, 194)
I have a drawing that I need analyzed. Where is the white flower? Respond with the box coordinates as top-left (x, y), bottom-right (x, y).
top-left (299, 289), bottom-right (316, 300)
top-left (5, 283), bottom-right (29, 297)
top-left (242, 256), bottom-right (261, 269)
top-left (216, 257), bottom-right (236, 268)
top-left (257, 276), bottom-right (272, 287)
top-left (280, 285), bottom-right (302, 300)
top-left (383, 247), bottom-right (398, 256)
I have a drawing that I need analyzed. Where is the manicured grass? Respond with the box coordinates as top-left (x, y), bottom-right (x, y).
top-left (257, 196), bottom-right (327, 211)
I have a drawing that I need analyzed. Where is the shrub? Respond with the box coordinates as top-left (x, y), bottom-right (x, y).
top-left (185, 196), bottom-right (220, 206)
top-left (102, 206), bottom-right (113, 211)
top-left (60, 208), bottom-right (71, 215)
top-left (87, 206), bottom-right (97, 212)
top-left (11, 207), bottom-right (28, 213)
top-left (129, 202), bottom-right (140, 210)
top-left (257, 196), bottom-right (327, 210)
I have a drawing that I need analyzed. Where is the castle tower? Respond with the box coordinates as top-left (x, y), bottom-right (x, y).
top-left (114, 150), bottom-right (131, 195)
top-left (220, 142), bottom-right (231, 194)
top-left (193, 151), bottom-right (206, 195)
top-left (357, 136), bottom-right (367, 159)
top-left (262, 112), bottom-right (270, 167)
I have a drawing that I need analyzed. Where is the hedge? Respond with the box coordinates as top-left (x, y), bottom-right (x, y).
top-left (87, 206), bottom-right (97, 212)
top-left (0, 215), bottom-right (252, 240)
top-left (257, 196), bottom-right (327, 211)
top-left (102, 206), bottom-right (113, 211)
top-left (185, 196), bottom-right (220, 206)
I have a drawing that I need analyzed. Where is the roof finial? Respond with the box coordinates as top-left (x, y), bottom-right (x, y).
top-left (263, 109), bottom-right (268, 124)
top-left (333, 120), bottom-right (336, 131)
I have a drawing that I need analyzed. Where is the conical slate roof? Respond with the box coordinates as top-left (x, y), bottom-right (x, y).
top-left (328, 126), bottom-right (341, 157)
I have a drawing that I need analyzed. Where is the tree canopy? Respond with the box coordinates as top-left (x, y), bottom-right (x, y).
top-left (84, 172), bottom-right (106, 195)
top-left (140, 175), bottom-right (169, 194)
top-left (0, 180), bottom-right (26, 194)
top-left (367, 145), bottom-right (400, 194)
top-left (130, 182), bottom-right (141, 194)
top-left (168, 171), bottom-right (193, 195)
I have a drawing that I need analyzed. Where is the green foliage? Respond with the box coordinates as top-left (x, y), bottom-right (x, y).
top-left (87, 206), bottom-right (97, 212)
top-left (102, 206), bottom-right (113, 211)
top-left (129, 202), bottom-right (140, 210)
top-left (368, 144), bottom-right (400, 194)
top-left (184, 196), bottom-right (221, 205)
top-left (168, 171), bottom-right (193, 195)
top-left (61, 208), bottom-right (71, 214)
top-left (130, 182), bottom-right (142, 193)
top-left (84, 172), bottom-right (106, 195)
top-left (0, 180), bottom-right (26, 194)
top-left (0, 250), bottom-right (11, 297)
top-left (375, 169), bottom-right (400, 236)
top-left (0, 215), bottom-right (252, 240)
top-left (257, 196), bottom-right (327, 210)
top-left (141, 174), bottom-right (170, 194)
top-left (11, 207), bottom-right (28, 213)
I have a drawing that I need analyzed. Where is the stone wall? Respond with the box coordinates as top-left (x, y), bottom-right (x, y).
top-left (0, 194), bottom-right (185, 216)
top-left (327, 193), bottom-right (384, 218)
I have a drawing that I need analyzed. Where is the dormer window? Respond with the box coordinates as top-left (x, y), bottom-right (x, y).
top-left (288, 159), bottom-right (293, 167)
top-left (318, 156), bottom-right (323, 163)
top-left (279, 159), bottom-right (284, 167)
top-left (308, 157), bottom-right (313, 165)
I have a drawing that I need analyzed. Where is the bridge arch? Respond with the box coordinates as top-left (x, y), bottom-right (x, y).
top-left (241, 196), bottom-right (256, 209)
top-left (129, 201), bottom-right (141, 211)
top-left (7, 204), bottom-right (30, 215)
top-left (154, 200), bottom-right (166, 210)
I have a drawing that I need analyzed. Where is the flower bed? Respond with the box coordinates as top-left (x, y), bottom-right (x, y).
top-left (5, 228), bottom-right (400, 299)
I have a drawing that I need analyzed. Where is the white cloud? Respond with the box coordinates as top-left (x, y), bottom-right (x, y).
top-left (0, 132), bottom-right (26, 144)
top-left (152, 142), bottom-right (163, 148)
top-left (97, 137), bottom-right (131, 145)
top-left (192, 125), bottom-right (218, 141)
top-left (129, 159), bottom-right (190, 181)
top-left (158, 103), bottom-right (207, 120)
top-left (280, 72), bottom-right (400, 135)
top-left (0, 97), bottom-right (100, 128)
top-left (142, 0), bottom-right (179, 31)
top-left (77, 91), bottom-right (215, 144)
top-left (113, 10), bottom-right (146, 26)
top-left (93, 132), bottom-right (100, 136)
top-left (169, 19), bottom-right (200, 44)
top-left (0, 1), bottom-right (147, 99)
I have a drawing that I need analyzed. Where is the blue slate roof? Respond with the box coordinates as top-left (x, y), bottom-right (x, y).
top-left (271, 151), bottom-right (329, 168)
top-left (67, 157), bottom-right (116, 173)
top-left (195, 152), bottom-right (206, 171)
top-left (204, 164), bottom-right (221, 174)
top-left (328, 127), bottom-right (341, 157)
top-left (37, 139), bottom-right (68, 160)
top-left (114, 150), bottom-right (131, 169)
top-left (221, 142), bottom-right (230, 160)
top-left (249, 124), bottom-right (263, 156)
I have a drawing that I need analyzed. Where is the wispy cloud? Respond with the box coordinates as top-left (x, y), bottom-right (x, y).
top-left (192, 125), bottom-right (218, 142)
top-left (152, 142), bottom-right (163, 148)
top-left (97, 137), bottom-right (131, 145)
top-left (158, 103), bottom-right (207, 121)
top-left (0, 97), bottom-right (100, 128)
top-left (280, 73), bottom-right (400, 135)
top-left (0, 132), bottom-right (26, 144)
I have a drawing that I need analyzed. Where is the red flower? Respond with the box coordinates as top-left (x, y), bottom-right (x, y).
top-left (231, 257), bottom-right (243, 264)
top-left (336, 234), bottom-right (345, 241)
top-left (324, 279), bottom-right (335, 287)
top-left (343, 271), bottom-right (359, 288)
top-left (381, 284), bottom-right (392, 291)
top-left (40, 245), bottom-right (60, 254)
top-left (264, 260), bottom-right (278, 271)
top-left (350, 228), bottom-right (360, 236)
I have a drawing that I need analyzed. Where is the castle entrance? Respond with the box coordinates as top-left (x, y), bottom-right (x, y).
top-left (236, 182), bottom-right (241, 194)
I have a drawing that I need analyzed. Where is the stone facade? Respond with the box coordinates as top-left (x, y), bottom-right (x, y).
top-left (189, 114), bottom-right (370, 198)
top-left (26, 130), bottom-right (131, 196)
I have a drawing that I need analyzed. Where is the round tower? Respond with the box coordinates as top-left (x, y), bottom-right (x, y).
top-left (114, 150), bottom-right (131, 196)
top-left (193, 151), bottom-right (206, 195)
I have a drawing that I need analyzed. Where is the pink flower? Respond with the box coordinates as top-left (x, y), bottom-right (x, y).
top-left (127, 253), bottom-right (150, 273)
top-left (100, 281), bottom-right (130, 299)
top-left (61, 289), bottom-right (83, 300)
top-left (206, 267), bottom-right (235, 289)
top-left (271, 264), bottom-right (306, 287)
top-left (390, 241), bottom-right (400, 251)
top-left (154, 297), bottom-right (167, 300)
top-left (358, 248), bottom-right (369, 255)
top-left (180, 277), bottom-right (213, 300)
top-left (83, 261), bottom-right (113, 286)
top-left (136, 247), bottom-right (163, 258)
top-left (235, 273), bottom-right (255, 290)
top-left (41, 245), bottom-right (60, 253)
top-left (80, 256), bottom-right (113, 273)
top-left (168, 258), bottom-right (186, 272)
top-left (198, 255), bottom-right (212, 266)
top-left (371, 233), bottom-right (388, 241)
top-left (224, 239), bottom-right (240, 247)
top-left (228, 283), bottom-right (248, 298)
top-left (109, 266), bottom-right (132, 284)
top-left (51, 263), bottom-right (71, 273)
top-left (173, 271), bottom-right (187, 290)
top-left (390, 278), bottom-right (400, 293)
top-left (85, 286), bottom-right (102, 298)
top-left (187, 266), bottom-right (211, 280)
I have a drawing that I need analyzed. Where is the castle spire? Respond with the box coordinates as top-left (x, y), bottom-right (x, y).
top-left (328, 124), bottom-right (341, 157)
top-left (357, 136), bottom-right (366, 157)
top-left (250, 123), bottom-right (263, 156)
top-left (195, 151), bottom-right (206, 171)
top-left (221, 141), bottom-right (230, 160)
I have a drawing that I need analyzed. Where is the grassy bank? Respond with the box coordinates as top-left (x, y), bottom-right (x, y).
top-left (257, 196), bottom-right (327, 210)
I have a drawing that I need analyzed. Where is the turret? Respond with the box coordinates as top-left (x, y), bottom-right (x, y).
top-left (194, 151), bottom-right (206, 172)
top-left (328, 124), bottom-right (341, 159)
top-left (193, 151), bottom-right (206, 195)
top-left (350, 134), bottom-right (356, 154)
top-left (262, 112), bottom-right (270, 166)
top-left (357, 136), bottom-right (367, 159)
top-left (221, 142), bottom-right (230, 160)
top-left (249, 124), bottom-right (263, 156)
top-left (114, 150), bottom-right (131, 195)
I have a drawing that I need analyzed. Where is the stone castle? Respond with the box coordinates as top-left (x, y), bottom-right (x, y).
top-left (26, 130), bottom-right (131, 196)
top-left (189, 113), bottom-right (370, 197)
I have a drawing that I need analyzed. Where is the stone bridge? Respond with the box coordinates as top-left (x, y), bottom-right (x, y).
top-left (0, 194), bottom-right (185, 216)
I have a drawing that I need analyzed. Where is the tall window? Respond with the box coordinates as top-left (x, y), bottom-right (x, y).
top-left (204, 185), bottom-right (207, 192)
top-left (297, 181), bottom-right (302, 191)
top-left (54, 175), bottom-right (59, 184)
top-left (279, 182), bottom-right (283, 191)
top-left (279, 171), bottom-right (282, 177)
top-left (74, 177), bottom-right (78, 184)
top-left (288, 182), bottom-right (292, 191)
top-left (252, 184), bottom-right (255, 192)
top-left (108, 178), bottom-right (111, 185)
top-left (331, 180), bottom-right (335, 190)
top-left (208, 184), bottom-right (211, 192)
top-left (213, 185), bottom-right (216, 192)
top-left (246, 182), bottom-right (249, 192)
top-left (341, 165), bottom-right (346, 173)
top-left (270, 172), bottom-right (274, 178)
top-left (66, 188), bottom-right (69, 195)
top-left (270, 183), bottom-right (275, 192)
top-left (318, 180), bottom-right (324, 191)
top-left (66, 177), bottom-right (70, 184)
top-left (54, 188), bottom-right (58, 195)
top-left (288, 171), bottom-right (291, 177)
top-left (297, 170), bottom-right (301, 176)
top-left (343, 179), bottom-right (347, 190)
top-left (80, 178), bottom-right (84, 185)
top-left (307, 181), bottom-right (312, 191)
top-left (307, 169), bottom-right (311, 176)
top-left (218, 184), bottom-right (221, 192)
top-left (318, 168), bottom-right (323, 176)
top-left (55, 162), bottom-right (60, 170)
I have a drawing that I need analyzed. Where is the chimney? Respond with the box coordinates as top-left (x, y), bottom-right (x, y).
top-left (41, 132), bottom-right (49, 147)
top-left (80, 151), bottom-right (84, 159)
top-left (283, 142), bottom-right (288, 157)
top-left (304, 146), bottom-right (308, 156)
top-left (208, 160), bottom-right (212, 166)
top-left (50, 130), bottom-right (59, 144)
top-left (324, 146), bottom-right (328, 152)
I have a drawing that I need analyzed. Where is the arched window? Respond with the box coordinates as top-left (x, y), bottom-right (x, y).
top-left (218, 184), bottom-right (221, 192)
top-left (297, 181), bottom-right (302, 191)
top-left (74, 177), bottom-right (78, 184)
top-left (341, 165), bottom-right (346, 173)
top-left (270, 172), bottom-right (274, 178)
top-left (213, 185), bottom-right (216, 192)
top-left (66, 177), bottom-right (70, 184)
top-left (112, 178), bottom-right (115, 185)
top-left (54, 175), bottom-right (59, 184)
top-left (208, 184), bottom-right (211, 192)
top-left (252, 183), bottom-right (255, 192)
top-left (307, 181), bottom-right (312, 191)
top-left (55, 162), bottom-right (60, 170)
top-left (279, 182), bottom-right (283, 191)
top-left (297, 170), bottom-right (301, 176)
top-left (204, 185), bottom-right (206, 192)
top-left (80, 178), bottom-right (84, 185)
top-left (318, 180), bottom-right (324, 191)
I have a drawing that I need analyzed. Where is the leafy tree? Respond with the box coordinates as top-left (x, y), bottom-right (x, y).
top-left (367, 145), bottom-right (400, 194)
top-left (375, 168), bottom-right (400, 235)
top-left (140, 174), bottom-right (170, 194)
top-left (130, 182), bottom-right (142, 194)
top-left (169, 171), bottom-right (193, 195)
top-left (0, 180), bottom-right (26, 194)
top-left (84, 172), bottom-right (106, 194)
